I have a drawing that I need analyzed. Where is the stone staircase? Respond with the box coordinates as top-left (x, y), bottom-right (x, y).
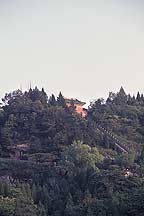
top-left (96, 124), bottom-right (129, 153)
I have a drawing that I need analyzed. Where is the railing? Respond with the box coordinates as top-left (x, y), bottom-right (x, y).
top-left (96, 124), bottom-right (128, 153)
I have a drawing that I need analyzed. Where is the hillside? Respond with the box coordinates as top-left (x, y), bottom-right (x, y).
top-left (0, 87), bottom-right (144, 215)
top-left (88, 87), bottom-right (144, 154)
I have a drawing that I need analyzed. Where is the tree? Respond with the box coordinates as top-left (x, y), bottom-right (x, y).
top-left (62, 140), bottom-right (103, 174)
top-left (136, 91), bottom-right (141, 102)
top-left (24, 87), bottom-right (48, 107)
top-left (57, 92), bottom-right (66, 107)
top-left (64, 193), bottom-right (75, 216)
top-left (2, 90), bottom-right (23, 105)
top-left (113, 87), bottom-right (127, 105)
top-left (37, 202), bottom-right (47, 216)
top-left (0, 196), bottom-right (15, 216)
top-left (15, 197), bottom-right (37, 216)
top-left (15, 186), bottom-right (37, 216)
top-left (48, 94), bottom-right (57, 106)
top-left (106, 92), bottom-right (116, 103)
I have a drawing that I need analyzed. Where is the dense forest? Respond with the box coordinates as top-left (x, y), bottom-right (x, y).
top-left (0, 86), bottom-right (144, 215)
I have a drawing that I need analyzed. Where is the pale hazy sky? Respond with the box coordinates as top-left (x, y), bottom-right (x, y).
top-left (0, 0), bottom-right (144, 103)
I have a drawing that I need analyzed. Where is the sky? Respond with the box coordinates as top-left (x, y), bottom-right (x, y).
top-left (0, 0), bottom-right (144, 104)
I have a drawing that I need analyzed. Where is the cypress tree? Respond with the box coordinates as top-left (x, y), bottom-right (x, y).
top-left (114, 87), bottom-right (127, 105)
top-left (136, 91), bottom-right (141, 102)
top-left (32, 183), bottom-right (37, 203)
top-left (127, 94), bottom-right (132, 105)
top-left (41, 87), bottom-right (48, 105)
top-left (49, 94), bottom-right (57, 106)
top-left (57, 92), bottom-right (66, 107)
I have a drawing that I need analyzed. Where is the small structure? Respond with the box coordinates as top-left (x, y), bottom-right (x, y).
top-left (13, 144), bottom-right (29, 159)
top-left (65, 98), bottom-right (87, 117)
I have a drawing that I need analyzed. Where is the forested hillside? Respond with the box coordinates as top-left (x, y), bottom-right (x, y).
top-left (0, 87), bottom-right (144, 215)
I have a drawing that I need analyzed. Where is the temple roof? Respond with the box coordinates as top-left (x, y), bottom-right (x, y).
top-left (65, 98), bottom-right (86, 106)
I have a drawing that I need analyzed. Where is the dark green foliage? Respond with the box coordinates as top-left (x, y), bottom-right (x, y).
top-left (0, 182), bottom-right (38, 216)
top-left (48, 94), bottom-right (57, 106)
top-left (0, 87), bottom-right (144, 215)
top-left (37, 202), bottom-right (47, 216)
top-left (88, 87), bottom-right (144, 153)
top-left (57, 92), bottom-right (66, 107)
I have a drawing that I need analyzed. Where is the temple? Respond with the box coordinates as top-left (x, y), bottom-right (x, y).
top-left (65, 98), bottom-right (87, 117)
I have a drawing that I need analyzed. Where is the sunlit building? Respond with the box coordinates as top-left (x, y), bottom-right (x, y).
top-left (65, 98), bottom-right (87, 117)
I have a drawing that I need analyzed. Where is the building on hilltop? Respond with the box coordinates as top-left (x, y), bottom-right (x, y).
top-left (65, 98), bottom-right (87, 117)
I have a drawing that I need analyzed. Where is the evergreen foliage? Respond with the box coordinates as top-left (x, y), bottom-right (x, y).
top-left (0, 87), bottom-right (144, 215)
